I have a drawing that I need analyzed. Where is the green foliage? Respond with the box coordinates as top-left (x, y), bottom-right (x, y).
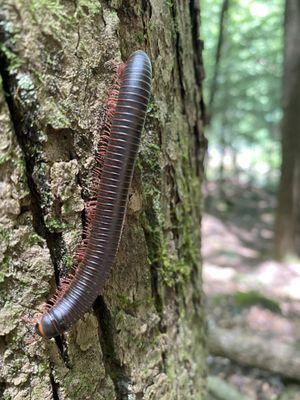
top-left (202, 0), bottom-right (284, 186)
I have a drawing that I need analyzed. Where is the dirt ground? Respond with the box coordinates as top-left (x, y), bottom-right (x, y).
top-left (203, 181), bottom-right (300, 400)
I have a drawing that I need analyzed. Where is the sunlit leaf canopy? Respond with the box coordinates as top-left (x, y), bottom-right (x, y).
top-left (202, 0), bottom-right (284, 185)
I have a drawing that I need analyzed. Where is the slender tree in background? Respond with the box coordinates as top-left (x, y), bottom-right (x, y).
top-left (207, 0), bottom-right (230, 187)
top-left (207, 0), bottom-right (230, 122)
top-left (275, 0), bottom-right (300, 260)
top-left (0, 1), bottom-right (206, 399)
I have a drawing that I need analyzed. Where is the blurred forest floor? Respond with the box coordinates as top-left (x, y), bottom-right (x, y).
top-left (203, 181), bottom-right (300, 400)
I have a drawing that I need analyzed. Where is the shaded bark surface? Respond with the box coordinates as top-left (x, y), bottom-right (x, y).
top-left (275, 0), bottom-right (300, 260)
top-left (0, 1), bottom-right (206, 399)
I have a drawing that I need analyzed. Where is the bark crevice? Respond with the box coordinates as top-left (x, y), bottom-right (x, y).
top-left (94, 296), bottom-right (132, 400)
top-left (171, 1), bottom-right (186, 110)
top-left (0, 382), bottom-right (6, 399)
top-left (189, 0), bottom-right (206, 176)
top-left (49, 367), bottom-right (60, 400)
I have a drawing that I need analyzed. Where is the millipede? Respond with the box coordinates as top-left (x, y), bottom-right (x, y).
top-left (35, 50), bottom-right (152, 339)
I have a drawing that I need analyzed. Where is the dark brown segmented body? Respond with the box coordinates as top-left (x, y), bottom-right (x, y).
top-left (36, 51), bottom-right (152, 339)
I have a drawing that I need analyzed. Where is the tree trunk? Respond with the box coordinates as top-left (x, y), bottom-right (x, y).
top-left (274, 0), bottom-right (300, 260)
top-left (207, 0), bottom-right (230, 122)
top-left (0, 1), bottom-right (206, 399)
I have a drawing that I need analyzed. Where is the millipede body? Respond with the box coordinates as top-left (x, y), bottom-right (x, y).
top-left (35, 50), bottom-right (152, 339)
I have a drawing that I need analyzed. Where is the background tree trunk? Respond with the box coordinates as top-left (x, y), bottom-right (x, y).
top-left (207, 0), bottom-right (230, 122)
top-left (274, 0), bottom-right (300, 260)
top-left (0, 1), bottom-right (206, 399)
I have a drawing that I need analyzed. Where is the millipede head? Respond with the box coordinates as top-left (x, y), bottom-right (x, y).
top-left (35, 313), bottom-right (60, 339)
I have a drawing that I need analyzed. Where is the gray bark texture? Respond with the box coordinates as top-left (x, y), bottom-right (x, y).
top-left (0, 1), bottom-right (206, 399)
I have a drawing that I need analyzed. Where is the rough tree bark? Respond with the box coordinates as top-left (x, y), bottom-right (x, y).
top-left (0, 1), bottom-right (206, 399)
top-left (274, 0), bottom-right (300, 260)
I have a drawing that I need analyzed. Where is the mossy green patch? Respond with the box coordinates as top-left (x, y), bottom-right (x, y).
top-left (76, 0), bottom-right (102, 18)
top-left (0, 272), bottom-right (6, 283)
top-left (116, 294), bottom-right (153, 314)
top-left (43, 98), bottom-right (70, 129)
top-left (135, 32), bottom-right (145, 45)
top-left (0, 150), bottom-right (12, 165)
top-left (0, 226), bottom-right (10, 242)
top-left (28, 232), bottom-right (44, 246)
top-left (27, 0), bottom-right (102, 35)
top-left (1, 255), bottom-right (12, 274)
top-left (159, 247), bottom-right (190, 286)
top-left (139, 116), bottom-right (201, 288)
top-left (233, 290), bottom-right (281, 313)
top-left (0, 43), bottom-right (23, 73)
top-left (45, 217), bottom-right (68, 232)
top-left (28, 0), bottom-right (71, 24)
top-left (62, 253), bottom-right (75, 271)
